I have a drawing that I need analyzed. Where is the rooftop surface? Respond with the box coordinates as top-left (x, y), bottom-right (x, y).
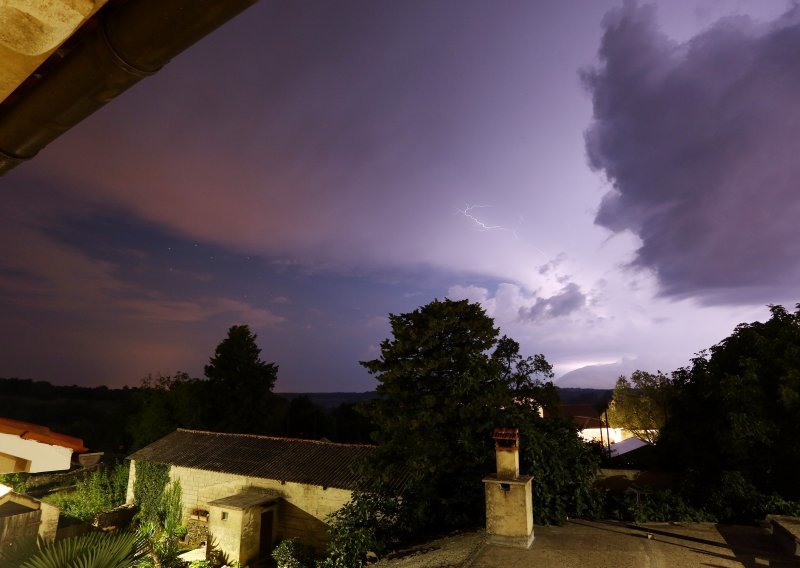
top-left (128, 429), bottom-right (375, 490)
top-left (376, 521), bottom-right (800, 567)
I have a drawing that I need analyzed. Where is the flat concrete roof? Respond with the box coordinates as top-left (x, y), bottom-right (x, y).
top-left (469, 520), bottom-right (800, 568)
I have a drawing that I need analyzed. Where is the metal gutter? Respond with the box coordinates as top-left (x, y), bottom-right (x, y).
top-left (0, 0), bottom-right (258, 176)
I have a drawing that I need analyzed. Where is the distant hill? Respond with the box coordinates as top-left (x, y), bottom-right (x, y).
top-left (276, 391), bottom-right (378, 409)
top-left (276, 388), bottom-right (612, 408)
top-left (555, 360), bottom-right (640, 389)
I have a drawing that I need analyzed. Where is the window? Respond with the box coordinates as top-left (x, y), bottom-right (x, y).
top-left (221, 511), bottom-right (228, 521)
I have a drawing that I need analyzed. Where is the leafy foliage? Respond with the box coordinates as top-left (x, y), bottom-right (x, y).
top-left (320, 491), bottom-right (406, 568)
top-left (133, 461), bottom-right (171, 526)
top-left (519, 415), bottom-right (603, 524)
top-left (357, 298), bottom-right (599, 542)
top-left (607, 371), bottom-right (674, 443)
top-left (272, 538), bottom-right (315, 568)
top-left (360, 299), bottom-right (511, 528)
top-left (659, 304), bottom-right (800, 507)
top-left (0, 532), bottom-right (146, 568)
top-left (135, 478), bottom-right (185, 568)
top-left (43, 462), bottom-right (129, 523)
top-left (128, 372), bottom-right (209, 450)
top-left (602, 489), bottom-right (716, 524)
top-left (0, 472), bottom-right (30, 493)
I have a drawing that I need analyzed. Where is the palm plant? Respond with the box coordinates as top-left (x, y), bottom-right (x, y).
top-left (0, 531), bottom-right (147, 568)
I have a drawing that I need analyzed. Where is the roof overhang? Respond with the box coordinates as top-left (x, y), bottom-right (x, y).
top-left (0, 0), bottom-right (259, 176)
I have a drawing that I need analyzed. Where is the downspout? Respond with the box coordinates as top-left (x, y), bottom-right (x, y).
top-left (0, 0), bottom-right (258, 176)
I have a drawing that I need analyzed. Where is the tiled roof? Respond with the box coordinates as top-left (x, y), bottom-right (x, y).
top-left (0, 417), bottom-right (87, 452)
top-left (128, 429), bottom-right (375, 490)
top-left (542, 405), bottom-right (608, 429)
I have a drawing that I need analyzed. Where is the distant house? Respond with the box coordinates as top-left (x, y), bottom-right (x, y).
top-left (543, 405), bottom-right (630, 446)
top-left (0, 417), bottom-right (87, 473)
top-left (127, 429), bottom-right (374, 565)
top-left (0, 483), bottom-right (59, 548)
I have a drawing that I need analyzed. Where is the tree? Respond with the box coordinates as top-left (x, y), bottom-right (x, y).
top-left (204, 324), bottom-right (279, 433)
top-left (606, 370), bottom-right (674, 444)
top-left (128, 372), bottom-right (208, 450)
top-left (658, 304), bottom-right (800, 512)
top-left (359, 299), bottom-right (508, 528)
top-left (358, 298), bottom-right (596, 532)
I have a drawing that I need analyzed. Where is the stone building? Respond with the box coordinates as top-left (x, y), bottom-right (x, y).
top-left (127, 429), bottom-right (373, 565)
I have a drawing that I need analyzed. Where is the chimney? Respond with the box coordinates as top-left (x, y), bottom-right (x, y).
top-left (483, 427), bottom-right (534, 548)
top-left (492, 427), bottom-right (520, 479)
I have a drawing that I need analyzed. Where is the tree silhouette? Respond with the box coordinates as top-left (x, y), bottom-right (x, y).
top-left (204, 324), bottom-right (279, 433)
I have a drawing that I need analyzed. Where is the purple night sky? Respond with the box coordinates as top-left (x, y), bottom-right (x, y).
top-left (1, 1), bottom-right (797, 391)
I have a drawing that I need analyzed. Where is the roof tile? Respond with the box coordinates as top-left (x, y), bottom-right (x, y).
top-left (128, 429), bottom-right (375, 490)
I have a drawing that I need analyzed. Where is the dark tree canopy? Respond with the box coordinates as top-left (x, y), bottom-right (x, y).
top-left (204, 324), bottom-right (280, 433)
top-left (359, 298), bottom-right (596, 530)
top-left (659, 304), bottom-right (800, 507)
top-left (128, 372), bottom-right (208, 450)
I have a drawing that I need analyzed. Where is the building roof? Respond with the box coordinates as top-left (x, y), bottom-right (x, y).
top-left (128, 429), bottom-right (375, 491)
top-left (542, 405), bottom-right (608, 430)
top-left (208, 490), bottom-right (280, 510)
top-left (0, 417), bottom-right (87, 452)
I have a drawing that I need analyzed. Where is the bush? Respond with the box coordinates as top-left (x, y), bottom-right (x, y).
top-left (319, 491), bottom-right (405, 568)
top-left (272, 538), bottom-right (314, 568)
top-left (521, 417), bottom-right (603, 524)
top-left (0, 472), bottom-right (30, 493)
top-left (614, 489), bottom-right (715, 524)
top-left (43, 463), bottom-right (129, 523)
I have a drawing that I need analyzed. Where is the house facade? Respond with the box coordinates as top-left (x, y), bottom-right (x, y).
top-left (127, 429), bottom-right (373, 565)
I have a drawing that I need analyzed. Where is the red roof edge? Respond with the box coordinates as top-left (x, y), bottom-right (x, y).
top-left (0, 417), bottom-right (87, 452)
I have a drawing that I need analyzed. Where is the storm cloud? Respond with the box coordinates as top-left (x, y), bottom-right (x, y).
top-left (583, 3), bottom-right (800, 303)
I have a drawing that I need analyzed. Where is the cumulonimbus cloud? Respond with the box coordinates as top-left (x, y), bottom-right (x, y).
top-left (583, 3), bottom-right (800, 304)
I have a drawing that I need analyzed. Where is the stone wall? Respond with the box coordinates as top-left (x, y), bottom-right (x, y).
top-left (185, 518), bottom-right (209, 548)
top-left (126, 460), bottom-right (353, 561)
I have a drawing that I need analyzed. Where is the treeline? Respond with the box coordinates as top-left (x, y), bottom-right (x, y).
top-left (0, 375), bottom-right (612, 454)
top-left (606, 303), bottom-right (800, 522)
top-left (0, 376), bottom-right (375, 452)
top-left (0, 377), bottom-right (133, 453)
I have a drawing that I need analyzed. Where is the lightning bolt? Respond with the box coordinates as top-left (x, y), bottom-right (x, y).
top-left (458, 204), bottom-right (553, 262)
top-left (458, 204), bottom-right (518, 239)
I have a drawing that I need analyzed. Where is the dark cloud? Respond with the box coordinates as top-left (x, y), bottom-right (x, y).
top-left (519, 282), bottom-right (586, 321)
top-left (583, 3), bottom-right (800, 304)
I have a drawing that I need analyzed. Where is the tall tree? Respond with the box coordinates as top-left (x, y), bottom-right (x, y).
top-left (659, 304), bottom-right (800, 505)
top-left (204, 324), bottom-right (279, 433)
top-left (607, 370), bottom-right (674, 444)
top-left (359, 298), bottom-right (592, 530)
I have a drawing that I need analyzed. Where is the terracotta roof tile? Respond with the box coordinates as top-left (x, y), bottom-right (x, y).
top-left (128, 429), bottom-right (376, 491)
top-left (0, 417), bottom-right (87, 452)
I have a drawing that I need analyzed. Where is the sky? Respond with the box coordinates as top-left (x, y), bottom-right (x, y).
top-left (1, 0), bottom-right (798, 391)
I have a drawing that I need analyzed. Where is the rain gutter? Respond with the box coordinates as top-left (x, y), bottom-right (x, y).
top-left (0, 0), bottom-right (258, 176)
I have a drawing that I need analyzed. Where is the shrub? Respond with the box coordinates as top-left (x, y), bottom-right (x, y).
top-left (272, 538), bottom-right (314, 568)
top-left (319, 491), bottom-right (405, 568)
top-left (43, 463), bottom-right (129, 523)
top-left (0, 472), bottom-right (30, 493)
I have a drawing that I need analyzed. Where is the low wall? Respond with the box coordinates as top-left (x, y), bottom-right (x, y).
top-left (95, 503), bottom-right (136, 530)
